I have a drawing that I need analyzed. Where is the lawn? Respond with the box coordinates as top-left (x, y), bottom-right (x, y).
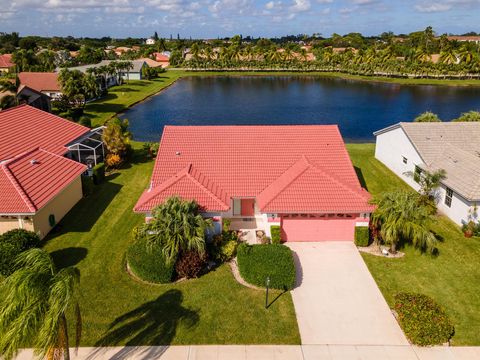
top-left (43, 145), bottom-right (300, 346)
top-left (347, 143), bottom-right (480, 345)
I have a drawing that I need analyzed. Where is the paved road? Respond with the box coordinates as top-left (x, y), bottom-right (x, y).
top-left (287, 242), bottom-right (408, 346)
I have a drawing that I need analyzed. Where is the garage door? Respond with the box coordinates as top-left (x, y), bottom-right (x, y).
top-left (281, 215), bottom-right (357, 242)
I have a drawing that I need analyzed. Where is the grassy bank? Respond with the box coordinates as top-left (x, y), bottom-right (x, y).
top-left (43, 144), bottom-right (300, 346)
top-left (85, 70), bottom-right (480, 128)
top-left (347, 143), bottom-right (480, 345)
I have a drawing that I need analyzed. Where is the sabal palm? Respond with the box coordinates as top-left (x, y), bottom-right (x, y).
top-left (137, 196), bottom-right (213, 263)
top-left (0, 248), bottom-right (81, 360)
top-left (440, 47), bottom-right (457, 65)
top-left (371, 191), bottom-right (437, 253)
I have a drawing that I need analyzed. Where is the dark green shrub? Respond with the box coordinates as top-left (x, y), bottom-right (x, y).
top-left (92, 162), bottom-right (105, 185)
top-left (175, 251), bottom-right (206, 279)
top-left (127, 237), bottom-right (175, 284)
top-left (0, 229), bottom-right (41, 277)
top-left (355, 226), bottom-right (370, 247)
top-left (394, 293), bottom-right (454, 346)
top-left (81, 175), bottom-right (95, 196)
top-left (271, 225), bottom-right (281, 244)
top-left (78, 116), bottom-right (92, 128)
top-left (237, 243), bottom-right (296, 290)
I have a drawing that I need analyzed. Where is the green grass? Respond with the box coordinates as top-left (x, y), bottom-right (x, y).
top-left (84, 70), bottom-right (480, 128)
top-left (347, 143), bottom-right (480, 345)
top-left (43, 145), bottom-right (299, 346)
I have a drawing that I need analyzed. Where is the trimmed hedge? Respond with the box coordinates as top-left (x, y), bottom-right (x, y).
top-left (237, 243), bottom-right (296, 290)
top-left (0, 229), bottom-right (41, 277)
top-left (81, 175), bottom-right (95, 196)
top-left (354, 226), bottom-right (369, 247)
top-left (394, 293), bottom-right (454, 346)
top-left (127, 237), bottom-right (175, 284)
top-left (92, 162), bottom-right (106, 185)
top-left (271, 225), bottom-right (281, 244)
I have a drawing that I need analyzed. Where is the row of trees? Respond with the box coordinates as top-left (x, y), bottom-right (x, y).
top-left (415, 110), bottom-right (480, 122)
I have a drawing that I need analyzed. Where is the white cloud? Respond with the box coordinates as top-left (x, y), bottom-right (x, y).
top-left (290, 0), bottom-right (311, 12)
top-left (414, 3), bottom-right (452, 12)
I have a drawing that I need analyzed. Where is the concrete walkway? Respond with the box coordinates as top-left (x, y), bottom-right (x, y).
top-left (287, 242), bottom-right (408, 346)
top-left (16, 345), bottom-right (480, 359)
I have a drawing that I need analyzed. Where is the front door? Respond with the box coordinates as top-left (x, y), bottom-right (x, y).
top-left (241, 199), bottom-right (255, 216)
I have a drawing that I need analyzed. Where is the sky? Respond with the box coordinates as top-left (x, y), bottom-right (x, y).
top-left (0, 0), bottom-right (479, 39)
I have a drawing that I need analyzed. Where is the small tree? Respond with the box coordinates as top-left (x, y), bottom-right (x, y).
top-left (136, 197), bottom-right (213, 263)
top-left (371, 191), bottom-right (437, 253)
top-left (102, 118), bottom-right (132, 159)
top-left (414, 111), bottom-right (441, 122)
top-left (407, 168), bottom-right (446, 210)
top-left (0, 249), bottom-right (82, 360)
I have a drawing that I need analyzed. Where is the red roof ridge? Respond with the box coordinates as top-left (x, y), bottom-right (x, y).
top-left (185, 165), bottom-right (230, 209)
top-left (257, 156), bottom-right (311, 210)
top-left (135, 164), bottom-right (230, 212)
top-left (1, 148), bottom-right (41, 213)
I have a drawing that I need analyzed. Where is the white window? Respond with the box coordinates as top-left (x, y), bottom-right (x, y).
top-left (445, 188), bottom-right (453, 208)
top-left (233, 199), bottom-right (241, 215)
top-left (402, 156), bottom-right (408, 164)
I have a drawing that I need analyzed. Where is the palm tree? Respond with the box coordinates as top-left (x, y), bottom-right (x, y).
top-left (440, 46), bottom-right (457, 65)
top-left (0, 248), bottom-right (81, 360)
top-left (414, 111), bottom-right (441, 122)
top-left (136, 196), bottom-right (213, 263)
top-left (0, 79), bottom-right (18, 110)
top-left (371, 191), bottom-right (437, 253)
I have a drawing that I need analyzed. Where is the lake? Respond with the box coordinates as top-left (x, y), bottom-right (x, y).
top-left (121, 76), bottom-right (480, 142)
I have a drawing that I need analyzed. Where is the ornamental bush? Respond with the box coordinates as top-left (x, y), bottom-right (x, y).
top-left (237, 243), bottom-right (296, 290)
top-left (0, 229), bottom-right (41, 277)
top-left (270, 225), bottom-right (281, 244)
top-left (208, 230), bottom-right (239, 263)
top-left (394, 293), bottom-right (454, 346)
top-left (175, 251), bottom-right (206, 279)
top-left (354, 226), bottom-right (370, 247)
top-left (92, 162), bottom-right (105, 184)
top-left (127, 237), bottom-right (175, 284)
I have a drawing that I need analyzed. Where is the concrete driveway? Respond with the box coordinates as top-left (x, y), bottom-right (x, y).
top-left (287, 242), bottom-right (408, 346)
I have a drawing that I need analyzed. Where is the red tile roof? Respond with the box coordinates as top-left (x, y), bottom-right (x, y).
top-left (135, 125), bottom-right (374, 214)
top-left (153, 52), bottom-right (169, 62)
top-left (18, 72), bottom-right (61, 92)
top-left (0, 54), bottom-right (14, 68)
top-left (0, 148), bottom-right (86, 214)
top-left (0, 105), bottom-right (90, 161)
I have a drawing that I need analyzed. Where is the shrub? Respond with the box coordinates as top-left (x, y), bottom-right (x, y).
top-left (127, 237), bottom-right (175, 284)
top-left (222, 218), bottom-right (231, 232)
top-left (92, 162), bottom-right (106, 184)
top-left (354, 226), bottom-right (369, 247)
top-left (394, 293), bottom-right (454, 346)
top-left (0, 229), bottom-right (41, 277)
top-left (208, 230), bottom-right (238, 263)
top-left (271, 225), bottom-right (281, 244)
top-left (237, 243), bottom-right (296, 290)
top-left (105, 153), bottom-right (121, 169)
top-left (175, 251), bottom-right (206, 279)
top-left (78, 116), bottom-right (92, 127)
top-left (81, 175), bottom-right (95, 196)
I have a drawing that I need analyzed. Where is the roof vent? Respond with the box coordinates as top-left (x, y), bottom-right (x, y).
top-left (175, 151), bottom-right (181, 156)
top-left (30, 159), bottom-right (39, 165)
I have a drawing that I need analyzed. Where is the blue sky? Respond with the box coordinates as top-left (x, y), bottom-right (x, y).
top-left (0, 0), bottom-right (479, 38)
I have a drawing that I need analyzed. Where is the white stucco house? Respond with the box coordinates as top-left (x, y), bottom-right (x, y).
top-left (146, 38), bottom-right (156, 45)
top-left (374, 122), bottom-right (480, 226)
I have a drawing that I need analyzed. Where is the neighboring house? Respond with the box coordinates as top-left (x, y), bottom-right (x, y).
top-left (137, 58), bottom-right (164, 68)
top-left (0, 105), bottom-right (104, 238)
top-left (152, 52), bottom-right (170, 68)
top-left (446, 36), bottom-right (480, 45)
top-left (374, 122), bottom-right (480, 226)
top-left (134, 125), bottom-right (374, 242)
top-left (0, 54), bottom-right (14, 73)
top-left (65, 60), bottom-right (148, 82)
top-left (18, 72), bottom-right (62, 99)
top-left (17, 85), bottom-right (52, 112)
top-left (146, 38), bottom-right (156, 45)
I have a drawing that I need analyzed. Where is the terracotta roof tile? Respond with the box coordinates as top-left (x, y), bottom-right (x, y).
top-left (18, 72), bottom-right (61, 93)
top-left (135, 125), bottom-right (373, 214)
top-left (0, 54), bottom-right (14, 68)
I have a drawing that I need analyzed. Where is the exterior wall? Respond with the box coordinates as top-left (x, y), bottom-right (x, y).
top-left (120, 72), bottom-right (142, 81)
top-left (41, 91), bottom-right (62, 99)
top-left (435, 184), bottom-right (476, 225)
top-left (32, 176), bottom-right (83, 239)
top-left (375, 127), bottom-right (423, 191)
top-left (0, 216), bottom-right (35, 234)
top-left (375, 127), bottom-right (474, 225)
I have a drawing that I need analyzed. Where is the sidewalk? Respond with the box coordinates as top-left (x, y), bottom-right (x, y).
top-left (16, 345), bottom-right (480, 360)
